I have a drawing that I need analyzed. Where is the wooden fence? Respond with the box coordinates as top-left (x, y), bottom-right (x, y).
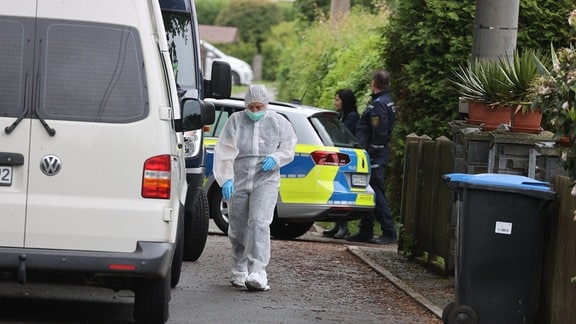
top-left (400, 134), bottom-right (455, 272)
top-left (540, 175), bottom-right (576, 323)
top-left (400, 133), bottom-right (576, 322)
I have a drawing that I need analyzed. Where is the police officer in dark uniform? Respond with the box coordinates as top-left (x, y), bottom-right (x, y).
top-left (346, 70), bottom-right (397, 244)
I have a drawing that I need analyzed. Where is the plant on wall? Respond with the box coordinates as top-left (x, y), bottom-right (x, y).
top-left (450, 49), bottom-right (543, 115)
top-left (502, 49), bottom-right (545, 113)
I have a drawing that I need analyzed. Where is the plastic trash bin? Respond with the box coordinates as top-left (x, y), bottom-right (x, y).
top-left (442, 173), bottom-right (555, 324)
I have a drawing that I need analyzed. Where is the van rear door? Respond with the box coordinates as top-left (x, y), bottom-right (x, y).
top-left (0, 0), bottom-right (36, 248)
top-left (1, 0), bottom-right (176, 252)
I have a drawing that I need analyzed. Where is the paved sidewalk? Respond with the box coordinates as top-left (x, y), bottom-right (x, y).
top-left (302, 225), bottom-right (455, 320)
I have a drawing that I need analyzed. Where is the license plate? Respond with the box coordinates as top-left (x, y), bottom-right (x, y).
top-left (351, 174), bottom-right (367, 187)
top-left (0, 166), bottom-right (13, 186)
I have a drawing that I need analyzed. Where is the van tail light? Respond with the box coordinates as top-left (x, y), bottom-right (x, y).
top-left (142, 155), bottom-right (171, 199)
top-left (109, 264), bottom-right (136, 271)
top-left (311, 151), bottom-right (350, 166)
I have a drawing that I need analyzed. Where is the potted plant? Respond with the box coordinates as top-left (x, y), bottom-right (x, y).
top-left (451, 62), bottom-right (487, 124)
top-left (451, 58), bottom-right (512, 130)
top-left (500, 49), bottom-right (545, 133)
top-left (451, 48), bottom-right (545, 132)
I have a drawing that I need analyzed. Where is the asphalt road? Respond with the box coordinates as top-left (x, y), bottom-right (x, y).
top-left (0, 225), bottom-right (440, 323)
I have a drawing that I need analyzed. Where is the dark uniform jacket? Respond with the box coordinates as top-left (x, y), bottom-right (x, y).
top-left (355, 90), bottom-right (395, 167)
top-left (340, 111), bottom-right (359, 135)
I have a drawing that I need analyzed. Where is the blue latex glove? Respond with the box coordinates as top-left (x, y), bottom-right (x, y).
top-left (262, 156), bottom-right (277, 172)
top-left (222, 179), bottom-right (234, 201)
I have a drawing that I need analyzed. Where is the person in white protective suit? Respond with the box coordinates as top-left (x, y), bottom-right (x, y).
top-left (213, 84), bottom-right (297, 291)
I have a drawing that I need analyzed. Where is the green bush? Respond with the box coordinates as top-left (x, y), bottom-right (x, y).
top-left (275, 7), bottom-right (389, 109)
top-left (261, 21), bottom-right (300, 82)
top-left (518, 0), bottom-right (574, 50)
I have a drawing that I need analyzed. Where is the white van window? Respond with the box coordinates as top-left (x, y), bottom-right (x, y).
top-left (0, 18), bottom-right (27, 117)
top-left (163, 11), bottom-right (198, 90)
top-left (39, 21), bottom-right (148, 123)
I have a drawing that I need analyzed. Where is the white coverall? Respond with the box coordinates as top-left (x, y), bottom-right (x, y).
top-left (213, 86), bottom-right (297, 290)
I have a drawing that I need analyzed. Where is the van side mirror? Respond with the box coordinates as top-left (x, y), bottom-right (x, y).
top-left (181, 99), bottom-right (215, 131)
top-left (204, 60), bottom-right (231, 99)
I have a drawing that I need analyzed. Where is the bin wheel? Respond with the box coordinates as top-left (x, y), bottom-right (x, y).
top-left (447, 304), bottom-right (477, 324)
top-left (442, 302), bottom-right (455, 323)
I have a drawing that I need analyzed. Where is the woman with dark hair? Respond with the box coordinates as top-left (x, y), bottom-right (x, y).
top-left (334, 88), bottom-right (359, 134)
top-left (322, 88), bottom-right (359, 239)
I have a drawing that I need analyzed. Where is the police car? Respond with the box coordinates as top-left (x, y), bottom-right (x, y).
top-left (203, 98), bottom-right (375, 239)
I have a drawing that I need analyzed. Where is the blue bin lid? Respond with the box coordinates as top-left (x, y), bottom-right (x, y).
top-left (443, 173), bottom-right (555, 199)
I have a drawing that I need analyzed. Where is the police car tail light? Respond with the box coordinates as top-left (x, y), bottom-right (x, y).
top-left (311, 151), bottom-right (350, 166)
top-left (142, 155), bottom-right (171, 199)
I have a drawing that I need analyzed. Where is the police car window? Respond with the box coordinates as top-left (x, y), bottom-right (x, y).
top-left (274, 112), bottom-right (296, 131)
top-left (205, 109), bottom-right (222, 137)
top-left (208, 105), bottom-right (237, 137)
top-left (310, 114), bottom-right (359, 148)
top-left (39, 21), bottom-right (147, 123)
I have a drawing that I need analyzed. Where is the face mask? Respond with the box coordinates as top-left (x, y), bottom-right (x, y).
top-left (245, 109), bottom-right (266, 121)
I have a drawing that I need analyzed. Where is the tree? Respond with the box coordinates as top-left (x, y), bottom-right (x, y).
top-left (195, 0), bottom-right (229, 25)
top-left (293, 0), bottom-right (330, 23)
top-left (215, 0), bottom-right (282, 53)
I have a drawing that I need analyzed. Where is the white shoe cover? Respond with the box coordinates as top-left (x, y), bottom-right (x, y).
top-left (245, 272), bottom-right (270, 291)
top-left (230, 270), bottom-right (248, 288)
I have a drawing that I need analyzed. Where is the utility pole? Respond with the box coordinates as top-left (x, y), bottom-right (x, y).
top-left (472, 0), bottom-right (519, 62)
top-left (330, 0), bottom-right (350, 22)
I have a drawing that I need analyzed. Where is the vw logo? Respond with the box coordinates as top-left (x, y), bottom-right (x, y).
top-left (40, 155), bottom-right (62, 176)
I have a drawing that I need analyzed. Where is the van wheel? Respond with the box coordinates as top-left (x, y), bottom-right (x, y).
top-left (210, 186), bottom-right (229, 234)
top-left (170, 207), bottom-right (184, 287)
top-left (270, 218), bottom-right (314, 240)
top-left (183, 188), bottom-right (209, 261)
top-left (133, 274), bottom-right (170, 323)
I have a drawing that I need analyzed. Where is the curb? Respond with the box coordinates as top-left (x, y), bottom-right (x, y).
top-left (347, 245), bottom-right (443, 319)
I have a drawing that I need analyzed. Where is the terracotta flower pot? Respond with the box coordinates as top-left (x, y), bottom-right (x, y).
top-left (510, 108), bottom-right (543, 134)
top-left (481, 105), bottom-right (511, 131)
top-left (467, 101), bottom-right (488, 125)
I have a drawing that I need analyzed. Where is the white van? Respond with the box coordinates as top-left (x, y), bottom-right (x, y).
top-left (0, 0), bottom-right (223, 322)
top-left (201, 40), bottom-right (254, 85)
